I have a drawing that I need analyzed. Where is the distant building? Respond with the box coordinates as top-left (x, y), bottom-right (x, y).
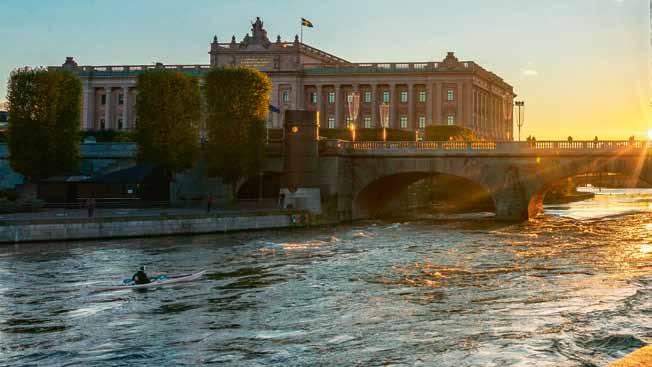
top-left (50, 17), bottom-right (516, 140)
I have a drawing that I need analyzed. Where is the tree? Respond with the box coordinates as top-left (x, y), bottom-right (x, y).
top-left (424, 125), bottom-right (477, 141)
top-left (203, 67), bottom-right (272, 194)
top-left (6, 67), bottom-right (81, 183)
top-left (134, 69), bottom-right (201, 174)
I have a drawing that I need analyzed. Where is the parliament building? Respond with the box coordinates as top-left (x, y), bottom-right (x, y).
top-left (55, 17), bottom-right (516, 140)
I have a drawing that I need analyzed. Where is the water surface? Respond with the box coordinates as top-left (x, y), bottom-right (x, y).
top-left (1, 190), bottom-right (652, 366)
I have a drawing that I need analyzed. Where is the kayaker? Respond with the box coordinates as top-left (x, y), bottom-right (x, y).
top-left (132, 266), bottom-right (151, 285)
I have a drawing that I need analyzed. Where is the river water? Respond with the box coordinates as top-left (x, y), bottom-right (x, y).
top-left (1, 189), bottom-right (652, 366)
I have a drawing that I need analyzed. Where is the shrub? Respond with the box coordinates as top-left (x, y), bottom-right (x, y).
top-left (319, 128), bottom-right (416, 141)
top-left (424, 125), bottom-right (477, 141)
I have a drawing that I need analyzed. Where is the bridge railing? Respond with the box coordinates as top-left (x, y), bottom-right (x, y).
top-left (344, 140), bottom-right (648, 154)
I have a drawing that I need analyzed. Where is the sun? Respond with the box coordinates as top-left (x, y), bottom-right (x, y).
top-left (648, 129), bottom-right (652, 140)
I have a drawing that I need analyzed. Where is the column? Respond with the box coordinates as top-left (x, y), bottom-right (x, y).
top-left (84, 84), bottom-right (95, 130)
top-left (371, 84), bottom-right (378, 128)
top-left (316, 85), bottom-right (323, 127)
top-left (465, 81), bottom-right (473, 130)
top-left (104, 86), bottom-right (112, 130)
top-left (426, 82), bottom-right (433, 125)
top-left (456, 81), bottom-right (463, 126)
top-left (334, 84), bottom-right (342, 128)
top-left (435, 83), bottom-right (442, 124)
top-left (390, 84), bottom-right (397, 128)
top-left (295, 79), bottom-right (303, 110)
top-left (408, 83), bottom-right (415, 129)
top-left (122, 86), bottom-right (129, 130)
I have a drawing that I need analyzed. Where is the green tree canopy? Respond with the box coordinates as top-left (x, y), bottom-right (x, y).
top-left (7, 67), bottom-right (81, 181)
top-left (134, 69), bottom-right (201, 174)
top-left (203, 67), bottom-right (272, 190)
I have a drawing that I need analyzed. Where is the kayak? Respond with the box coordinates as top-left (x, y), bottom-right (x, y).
top-left (93, 271), bottom-right (206, 293)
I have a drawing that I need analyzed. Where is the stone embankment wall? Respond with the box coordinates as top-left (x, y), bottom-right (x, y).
top-left (0, 211), bottom-right (309, 244)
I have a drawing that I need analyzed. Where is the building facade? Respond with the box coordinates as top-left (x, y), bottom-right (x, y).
top-left (55, 17), bottom-right (516, 140)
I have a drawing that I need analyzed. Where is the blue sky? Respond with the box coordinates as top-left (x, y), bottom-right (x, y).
top-left (0, 0), bottom-right (648, 138)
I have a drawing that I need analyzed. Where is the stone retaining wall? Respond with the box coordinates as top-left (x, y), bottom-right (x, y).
top-left (0, 211), bottom-right (307, 244)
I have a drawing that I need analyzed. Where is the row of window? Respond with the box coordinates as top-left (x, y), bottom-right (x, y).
top-left (324, 115), bottom-right (455, 129)
top-left (282, 90), bottom-right (457, 104)
top-left (100, 94), bottom-right (127, 105)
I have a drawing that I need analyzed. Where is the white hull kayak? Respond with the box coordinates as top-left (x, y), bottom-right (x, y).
top-left (94, 271), bottom-right (206, 293)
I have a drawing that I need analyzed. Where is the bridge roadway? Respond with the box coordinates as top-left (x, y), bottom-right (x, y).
top-left (305, 140), bottom-right (652, 221)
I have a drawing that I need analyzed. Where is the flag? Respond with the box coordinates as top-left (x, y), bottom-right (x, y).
top-left (301, 17), bottom-right (314, 28)
top-left (269, 104), bottom-right (280, 113)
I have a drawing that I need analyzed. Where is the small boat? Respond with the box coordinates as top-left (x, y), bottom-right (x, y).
top-left (93, 270), bottom-right (206, 293)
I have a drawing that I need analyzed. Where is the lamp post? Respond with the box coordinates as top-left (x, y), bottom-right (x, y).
top-left (379, 102), bottom-right (390, 142)
top-left (514, 100), bottom-right (525, 141)
top-left (347, 92), bottom-right (360, 142)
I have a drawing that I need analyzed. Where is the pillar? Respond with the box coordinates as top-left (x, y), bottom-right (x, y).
top-left (435, 82), bottom-right (442, 125)
top-left (408, 83), bottom-right (415, 129)
top-left (426, 82), bottom-right (433, 125)
top-left (334, 84), bottom-right (342, 128)
top-left (316, 85), bottom-right (323, 127)
top-left (122, 86), bottom-right (129, 130)
top-left (371, 84), bottom-right (378, 128)
top-left (104, 86), bottom-right (112, 130)
top-left (271, 84), bottom-right (279, 128)
top-left (84, 84), bottom-right (94, 130)
top-left (456, 81), bottom-right (463, 126)
top-left (390, 84), bottom-right (397, 129)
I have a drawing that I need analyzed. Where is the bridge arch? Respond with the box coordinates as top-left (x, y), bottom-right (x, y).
top-left (354, 171), bottom-right (496, 218)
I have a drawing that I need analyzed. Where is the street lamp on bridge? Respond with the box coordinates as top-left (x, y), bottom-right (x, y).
top-left (514, 100), bottom-right (525, 141)
top-left (347, 92), bottom-right (360, 142)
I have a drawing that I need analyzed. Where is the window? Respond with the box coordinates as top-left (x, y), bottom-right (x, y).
top-left (118, 94), bottom-right (124, 105)
top-left (101, 95), bottom-right (106, 105)
top-left (418, 91), bottom-right (427, 102)
top-left (117, 118), bottom-right (123, 130)
top-left (347, 94), bottom-right (353, 103)
top-left (100, 118), bottom-right (106, 130)
top-left (328, 92), bottom-right (336, 104)
top-left (382, 91), bottom-right (390, 103)
top-left (328, 116), bottom-right (335, 128)
top-left (400, 91), bottom-right (408, 103)
top-left (363, 91), bottom-right (372, 103)
top-left (447, 89), bottom-right (455, 101)
top-left (400, 116), bottom-right (408, 129)
top-left (447, 115), bottom-right (455, 125)
top-left (310, 92), bottom-right (317, 104)
top-left (345, 116), bottom-right (352, 128)
top-left (282, 90), bottom-right (290, 103)
top-left (418, 116), bottom-right (426, 129)
top-left (364, 116), bottom-right (372, 128)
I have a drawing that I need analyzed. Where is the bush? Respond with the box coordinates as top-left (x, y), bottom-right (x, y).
top-left (319, 128), bottom-right (416, 141)
top-left (16, 197), bottom-right (45, 212)
top-left (0, 189), bottom-right (18, 201)
top-left (81, 130), bottom-right (135, 142)
top-left (424, 125), bottom-right (476, 141)
top-left (0, 198), bottom-right (15, 213)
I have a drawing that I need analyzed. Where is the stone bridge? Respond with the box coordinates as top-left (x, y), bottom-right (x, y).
top-left (2, 138), bottom-right (650, 222)
top-left (270, 139), bottom-right (652, 221)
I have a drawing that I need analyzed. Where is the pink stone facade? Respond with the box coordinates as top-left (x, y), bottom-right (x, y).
top-left (56, 17), bottom-right (516, 140)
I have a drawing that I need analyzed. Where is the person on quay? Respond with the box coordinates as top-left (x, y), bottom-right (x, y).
top-left (206, 194), bottom-right (214, 214)
top-left (132, 266), bottom-right (151, 285)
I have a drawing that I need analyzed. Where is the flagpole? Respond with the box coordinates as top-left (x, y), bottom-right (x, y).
top-left (300, 22), bottom-right (303, 43)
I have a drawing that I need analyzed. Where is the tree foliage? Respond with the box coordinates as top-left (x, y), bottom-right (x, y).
top-left (134, 69), bottom-right (201, 174)
top-left (424, 125), bottom-right (477, 141)
top-left (7, 67), bottom-right (81, 181)
top-left (203, 67), bottom-right (271, 189)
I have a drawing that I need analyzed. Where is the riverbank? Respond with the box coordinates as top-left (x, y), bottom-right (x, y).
top-left (0, 209), bottom-right (310, 244)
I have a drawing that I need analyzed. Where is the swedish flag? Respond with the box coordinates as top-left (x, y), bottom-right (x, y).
top-left (301, 17), bottom-right (314, 28)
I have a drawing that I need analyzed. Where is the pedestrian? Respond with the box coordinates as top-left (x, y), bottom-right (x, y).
top-left (279, 193), bottom-right (286, 209)
top-left (594, 135), bottom-right (599, 148)
top-left (567, 136), bottom-right (573, 143)
top-left (206, 194), bottom-right (214, 213)
top-left (87, 197), bottom-right (96, 218)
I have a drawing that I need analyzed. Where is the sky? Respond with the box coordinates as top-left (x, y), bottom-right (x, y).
top-left (0, 0), bottom-right (649, 139)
